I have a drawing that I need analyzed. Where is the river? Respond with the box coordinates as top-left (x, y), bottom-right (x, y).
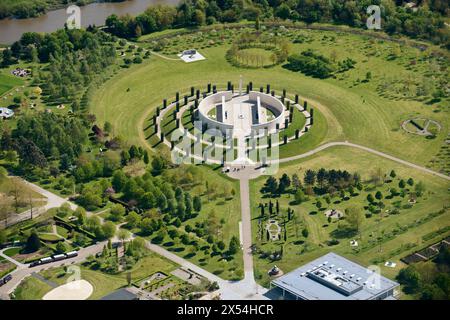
top-left (0, 0), bottom-right (179, 44)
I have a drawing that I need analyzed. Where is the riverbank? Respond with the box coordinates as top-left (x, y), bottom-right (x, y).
top-left (0, 0), bottom-right (121, 20)
top-left (0, 0), bottom-right (179, 45)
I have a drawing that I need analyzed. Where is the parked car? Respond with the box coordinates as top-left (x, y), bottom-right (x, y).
top-left (0, 274), bottom-right (12, 287)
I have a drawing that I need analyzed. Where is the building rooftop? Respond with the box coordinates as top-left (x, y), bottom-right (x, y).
top-left (271, 252), bottom-right (399, 300)
top-left (100, 288), bottom-right (138, 300)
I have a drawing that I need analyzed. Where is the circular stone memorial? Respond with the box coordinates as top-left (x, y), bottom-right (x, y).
top-left (197, 90), bottom-right (286, 138)
top-left (153, 81), bottom-right (313, 166)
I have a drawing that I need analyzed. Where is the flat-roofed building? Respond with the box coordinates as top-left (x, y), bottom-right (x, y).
top-left (270, 252), bottom-right (399, 300)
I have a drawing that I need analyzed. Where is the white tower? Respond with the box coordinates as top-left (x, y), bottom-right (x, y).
top-left (239, 75), bottom-right (243, 96)
top-left (221, 95), bottom-right (226, 121)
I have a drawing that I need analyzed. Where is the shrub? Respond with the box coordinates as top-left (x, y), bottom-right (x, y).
top-left (286, 49), bottom-right (335, 78)
top-left (327, 239), bottom-right (339, 246)
top-left (26, 232), bottom-right (41, 252)
top-left (55, 242), bottom-right (67, 253)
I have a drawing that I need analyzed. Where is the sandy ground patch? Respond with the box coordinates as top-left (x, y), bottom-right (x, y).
top-left (178, 50), bottom-right (205, 63)
top-left (325, 209), bottom-right (344, 218)
top-left (43, 280), bottom-right (93, 300)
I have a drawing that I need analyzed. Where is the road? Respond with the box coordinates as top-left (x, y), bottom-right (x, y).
top-left (0, 241), bottom-right (107, 300)
top-left (239, 179), bottom-right (256, 274)
top-left (149, 51), bottom-right (181, 61)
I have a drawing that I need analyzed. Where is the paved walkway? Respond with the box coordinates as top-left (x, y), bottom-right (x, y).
top-left (274, 141), bottom-right (450, 181)
top-left (145, 242), bottom-right (267, 300)
top-left (0, 176), bottom-right (268, 300)
top-left (149, 51), bottom-right (180, 61)
top-left (0, 248), bottom-right (27, 268)
top-left (239, 179), bottom-right (254, 275)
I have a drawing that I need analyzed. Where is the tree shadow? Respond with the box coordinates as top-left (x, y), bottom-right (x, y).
top-left (152, 140), bottom-right (162, 148)
top-left (184, 252), bottom-right (196, 259)
top-left (163, 241), bottom-right (175, 247)
top-left (330, 227), bottom-right (357, 239)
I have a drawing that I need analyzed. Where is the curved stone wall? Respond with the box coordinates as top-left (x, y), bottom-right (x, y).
top-left (248, 91), bottom-right (285, 134)
top-left (197, 91), bottom-right (234, 134)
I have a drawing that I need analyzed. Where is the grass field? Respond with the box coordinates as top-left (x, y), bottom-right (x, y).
top-left (87, 24), bottom-right (449, 290)
top-left (91, 26), bottom-right (448, 169)
top-left (0, 73), bottom-right (23, 96)
top-left (234, 48), bottom-right (275, 67)
top-left (3, 247), bottom-right (21, 257)
top-left (12, 276), bottom-right (53, 300)
top-left (249, 146), bottom-right (450, 289)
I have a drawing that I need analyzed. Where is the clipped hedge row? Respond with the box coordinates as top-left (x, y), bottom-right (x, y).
top-left (53, 216), bottom-right (96, 239)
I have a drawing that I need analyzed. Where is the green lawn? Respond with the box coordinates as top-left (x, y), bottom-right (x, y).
top-left (12, 276), bottom-right (53, 300)
top-left (88, 24), bottom-right (449, 288)
top-left (0, 73), bottom-right (23, 96)
top-left (91, 26), bottom-right (448, 169)
top-left (38, 233), bottom-right (62, 241)
top-left (12, 248), bottom-right (180, 300)
top-left (147, 164), bottom-right (244, 280)
top-left (281, 106), bottom-right (307, 140)
top-left (38, 266), bottom-right (129, 300)
top-left (278, 107), bottom-right (327, 158)
top-left (250, 146), bottom-right (450, 290)
top-left (3, 247), bottom-right (21, 257)
top-left (56, 225), bottom-right (69, 238)
top-left (234, 48), bottom-right (275, 67)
